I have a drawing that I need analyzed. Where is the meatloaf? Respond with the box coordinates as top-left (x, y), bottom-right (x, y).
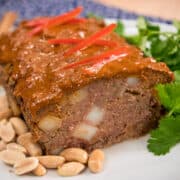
top-left (0, 13), bottom-right (173, 154)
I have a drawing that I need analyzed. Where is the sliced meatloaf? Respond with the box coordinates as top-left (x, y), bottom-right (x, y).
top-left (0, 16), bottom-right (173, 154)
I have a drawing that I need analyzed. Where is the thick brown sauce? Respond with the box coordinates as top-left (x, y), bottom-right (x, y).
top-left (0, 18), bottom-right (173, 115)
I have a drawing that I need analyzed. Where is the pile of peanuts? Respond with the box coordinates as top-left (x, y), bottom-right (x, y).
top-left (0, 89), bottom-right (105, 177)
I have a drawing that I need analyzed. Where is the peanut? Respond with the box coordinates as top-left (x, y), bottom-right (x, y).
top-left (7, 142), bottom-right (27, 154)
top-left (0, 121), bottom-right (15, 142)
top-left (88, 149), bottom-right (104, 173)
top-left (14, 157), bottom-right (39, 175)
top-left (37, 155), bottom-right (65, 169)
top-left (0, 140), bottom-right (6, 151)
top-left (60, 148), bottom-right (88, 164)
top-left (33, 163), bottom-right (47, 176)
top-left (17, 132), bottom-right (42, 156)
top-left (0, 93), bottom-right (12, 120)
top-left (0, 118), bottom-right (7, 125)
top-left (57, 162), bottom-right (85, 177)
top-left (0, 149), bottom-right (25, 165)
top-left (10, 117), bottom-right (28, 135)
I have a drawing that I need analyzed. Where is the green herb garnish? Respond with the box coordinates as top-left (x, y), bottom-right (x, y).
top-left (147, 83), bottom-right (180, 155)
top-left (114, 21), bottom-right (124, 36)
top-left (115, 17), bottom-right (180, 155)
top-left (115, 17), bottom-right (180, 71)
top-left (147, 115), bottom-right (180, 155)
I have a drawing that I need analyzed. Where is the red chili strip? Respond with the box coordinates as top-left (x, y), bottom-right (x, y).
top-left (48, 38), bottom-right (118, 47)
top-left (25, 17), bottom-right (50, 27)
top-left (45, 6), bottom-right (83, 28)
top-left (62, 47), bottom-right (129, 70)
top-left (63, 23), bottom-right (117, 57)
top-left (26, 17), bottom-right (86, 28)
top-left (27, 7), bottom-right (83, 36)
top-left (27, 25), bottom-right (44, 36)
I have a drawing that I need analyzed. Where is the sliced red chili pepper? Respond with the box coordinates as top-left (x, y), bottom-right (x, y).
top-left (63, 24), bottom-right (117, 57)
top-left (25, 17), bottom-right (50, 27)
top-left (27, 7), bottom-right (83, 36)
top-left (26, 17), bottom-right (85, 28)
top-left (45, 6), bottom-right (83, 28)
top-left (48, 38), bottom-right (118, 47)
top-left (27, 25), bottom-right (44, 36)
top-left (62, 47), bottom-right (129, 70)
top-left (84, 50), bottom-right (128, 74)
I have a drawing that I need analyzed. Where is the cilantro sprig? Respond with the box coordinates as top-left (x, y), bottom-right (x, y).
top-left (115, 17), bottom-right (180, 71)
top-left (147, 83), bottom-right (180, 155)
top-left (114, 17), bottom-right (180, 155)
top-left (147, 115), bottom-right (180, 155)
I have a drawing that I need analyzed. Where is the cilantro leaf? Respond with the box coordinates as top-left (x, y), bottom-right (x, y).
top-left (137, 16), bottom-right (160, 34)
top-left (113, 16), bottom-right (180, 156)
top-left (156, 83), bottom-right (180, 114)
top-left (148, 82), bottom-right (180, 155)
top-left (173, 20), bottom-right (180, 33)
top-left (148, 115), bottom-right (180, 155)
top-left (114, 17), bottom-right (180, 72)
top-left (174, 70), bottom-right (180, 82)
top-left (114, 21), bottom-right (124, 36)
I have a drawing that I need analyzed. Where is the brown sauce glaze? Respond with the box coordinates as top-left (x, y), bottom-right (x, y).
top-left (0, 18), bottom-right (173, 116)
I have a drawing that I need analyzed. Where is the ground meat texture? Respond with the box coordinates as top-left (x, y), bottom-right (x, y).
top-left (30, 72), bottom-right (166, 153)
top-left (0, 18), bottom-right (173, 154)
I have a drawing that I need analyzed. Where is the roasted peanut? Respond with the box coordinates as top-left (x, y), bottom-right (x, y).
top-left (14, 157), bottom-right (39, 175)
top-left (0, 118), bottom-right (7, 125)
top-left (33, 163), bottom-right (47, 176)
top-left (0, 140), bottom-right (6, 151)
top-left (0, 121), bottom-right (15, 142)
top-left (57, 162), bottom-right (85, 177)
top-left (0, 92), bottom-right (12, 120)
top-left (37, 155), bottom-right (65, 169)
top-left (0, 149), bottom-right (25, 165)
top-left (17, 132), bottom-right (42, 156)
top-left (88, 149), bottom-right (104, 173)
top-left (60, 148), bottom-right (88, 164)
top-left (7, 142), bottom-right (27, 154)
top-left (10, 117), bottom-right (28, 135)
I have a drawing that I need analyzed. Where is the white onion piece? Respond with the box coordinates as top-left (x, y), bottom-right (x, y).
top-left (38, 115), bottom-right (62, 132)
top-left (73, 123), bottom-right (98, 141)
top-left (126, 77), bottom-right (139, 86)
top-left (86, 106), bottom-right (104, 125)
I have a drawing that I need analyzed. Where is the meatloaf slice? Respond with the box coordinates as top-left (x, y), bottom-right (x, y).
top-left (0, 17), bottom-right (173, 154)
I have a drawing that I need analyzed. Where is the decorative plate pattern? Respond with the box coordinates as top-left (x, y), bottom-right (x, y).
top-left (0, 0), bottom-right (171, 24)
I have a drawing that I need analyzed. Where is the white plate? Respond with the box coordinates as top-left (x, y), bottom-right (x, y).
top-left (1, 19), bottom-right (179, 180)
